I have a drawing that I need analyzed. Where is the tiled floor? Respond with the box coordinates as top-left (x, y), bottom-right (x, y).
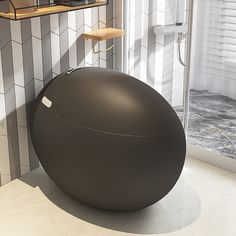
top-left (0, 157), bottom-right (236, 236)
top-left (175, 90), bottom-right (236, 159)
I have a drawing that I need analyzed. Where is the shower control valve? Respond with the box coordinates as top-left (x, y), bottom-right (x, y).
top-left (153, 23), bottom-right (187, 37)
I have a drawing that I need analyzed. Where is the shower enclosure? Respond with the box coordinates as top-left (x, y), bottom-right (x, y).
top-left (123, 0), bottom-right (236, 168)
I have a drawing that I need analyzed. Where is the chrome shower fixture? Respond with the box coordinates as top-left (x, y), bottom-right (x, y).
top-left (153, 23), bottom-right (187, 39)
top-left (153, 23), bottom-right (187, 67)
top-left (153, 0), bottom-right (187, 66)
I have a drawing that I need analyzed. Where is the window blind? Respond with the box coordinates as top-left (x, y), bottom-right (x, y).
top-left (202, 0), bottom-right (236, 80)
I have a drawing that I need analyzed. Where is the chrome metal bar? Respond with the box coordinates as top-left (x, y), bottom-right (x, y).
top-left (92, 43), bottom-right (114, 54)
top-left (123, 0), bottom-right (129, 74)
top-left (183, 0), bottom-right (194, 134)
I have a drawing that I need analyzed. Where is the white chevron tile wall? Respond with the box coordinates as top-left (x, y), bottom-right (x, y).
top-left (0, 0), bottom-right (115, 186)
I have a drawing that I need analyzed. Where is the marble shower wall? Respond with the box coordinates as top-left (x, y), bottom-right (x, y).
top-left (0, 1), bottom-right (115, 186)
top-left (127, 0), bottom-right (186, 106)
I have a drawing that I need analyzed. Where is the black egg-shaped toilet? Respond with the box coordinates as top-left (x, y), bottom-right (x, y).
top-left (30, 67), bottom-right (186, 211)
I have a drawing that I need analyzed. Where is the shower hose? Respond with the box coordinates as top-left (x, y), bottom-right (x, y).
top-left (177, 32), bottom-right (186, 67)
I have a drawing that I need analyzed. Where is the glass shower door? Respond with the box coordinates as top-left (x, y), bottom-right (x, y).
top-left (124, 0), bottom-right (187, 123)
top-left (124, 0), bottom-right (236, 163)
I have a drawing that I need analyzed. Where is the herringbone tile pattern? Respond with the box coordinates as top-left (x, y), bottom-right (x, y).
top-left (0, 1), bottom-right (114, 186)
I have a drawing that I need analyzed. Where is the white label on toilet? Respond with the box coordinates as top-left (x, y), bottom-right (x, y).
top-left (42, 96), bottom-right (52, 108)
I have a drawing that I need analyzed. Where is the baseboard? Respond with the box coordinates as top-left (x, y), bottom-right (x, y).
top-left (187, 144), bottom-right (236, 173)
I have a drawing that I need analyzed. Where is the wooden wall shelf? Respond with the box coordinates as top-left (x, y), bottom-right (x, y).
top-left (0, 0), bottom-right (108, 20)
top-left (83, 28), bottom-right (124, 54)
top-left (83, 28), bottom-right (125, 41)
